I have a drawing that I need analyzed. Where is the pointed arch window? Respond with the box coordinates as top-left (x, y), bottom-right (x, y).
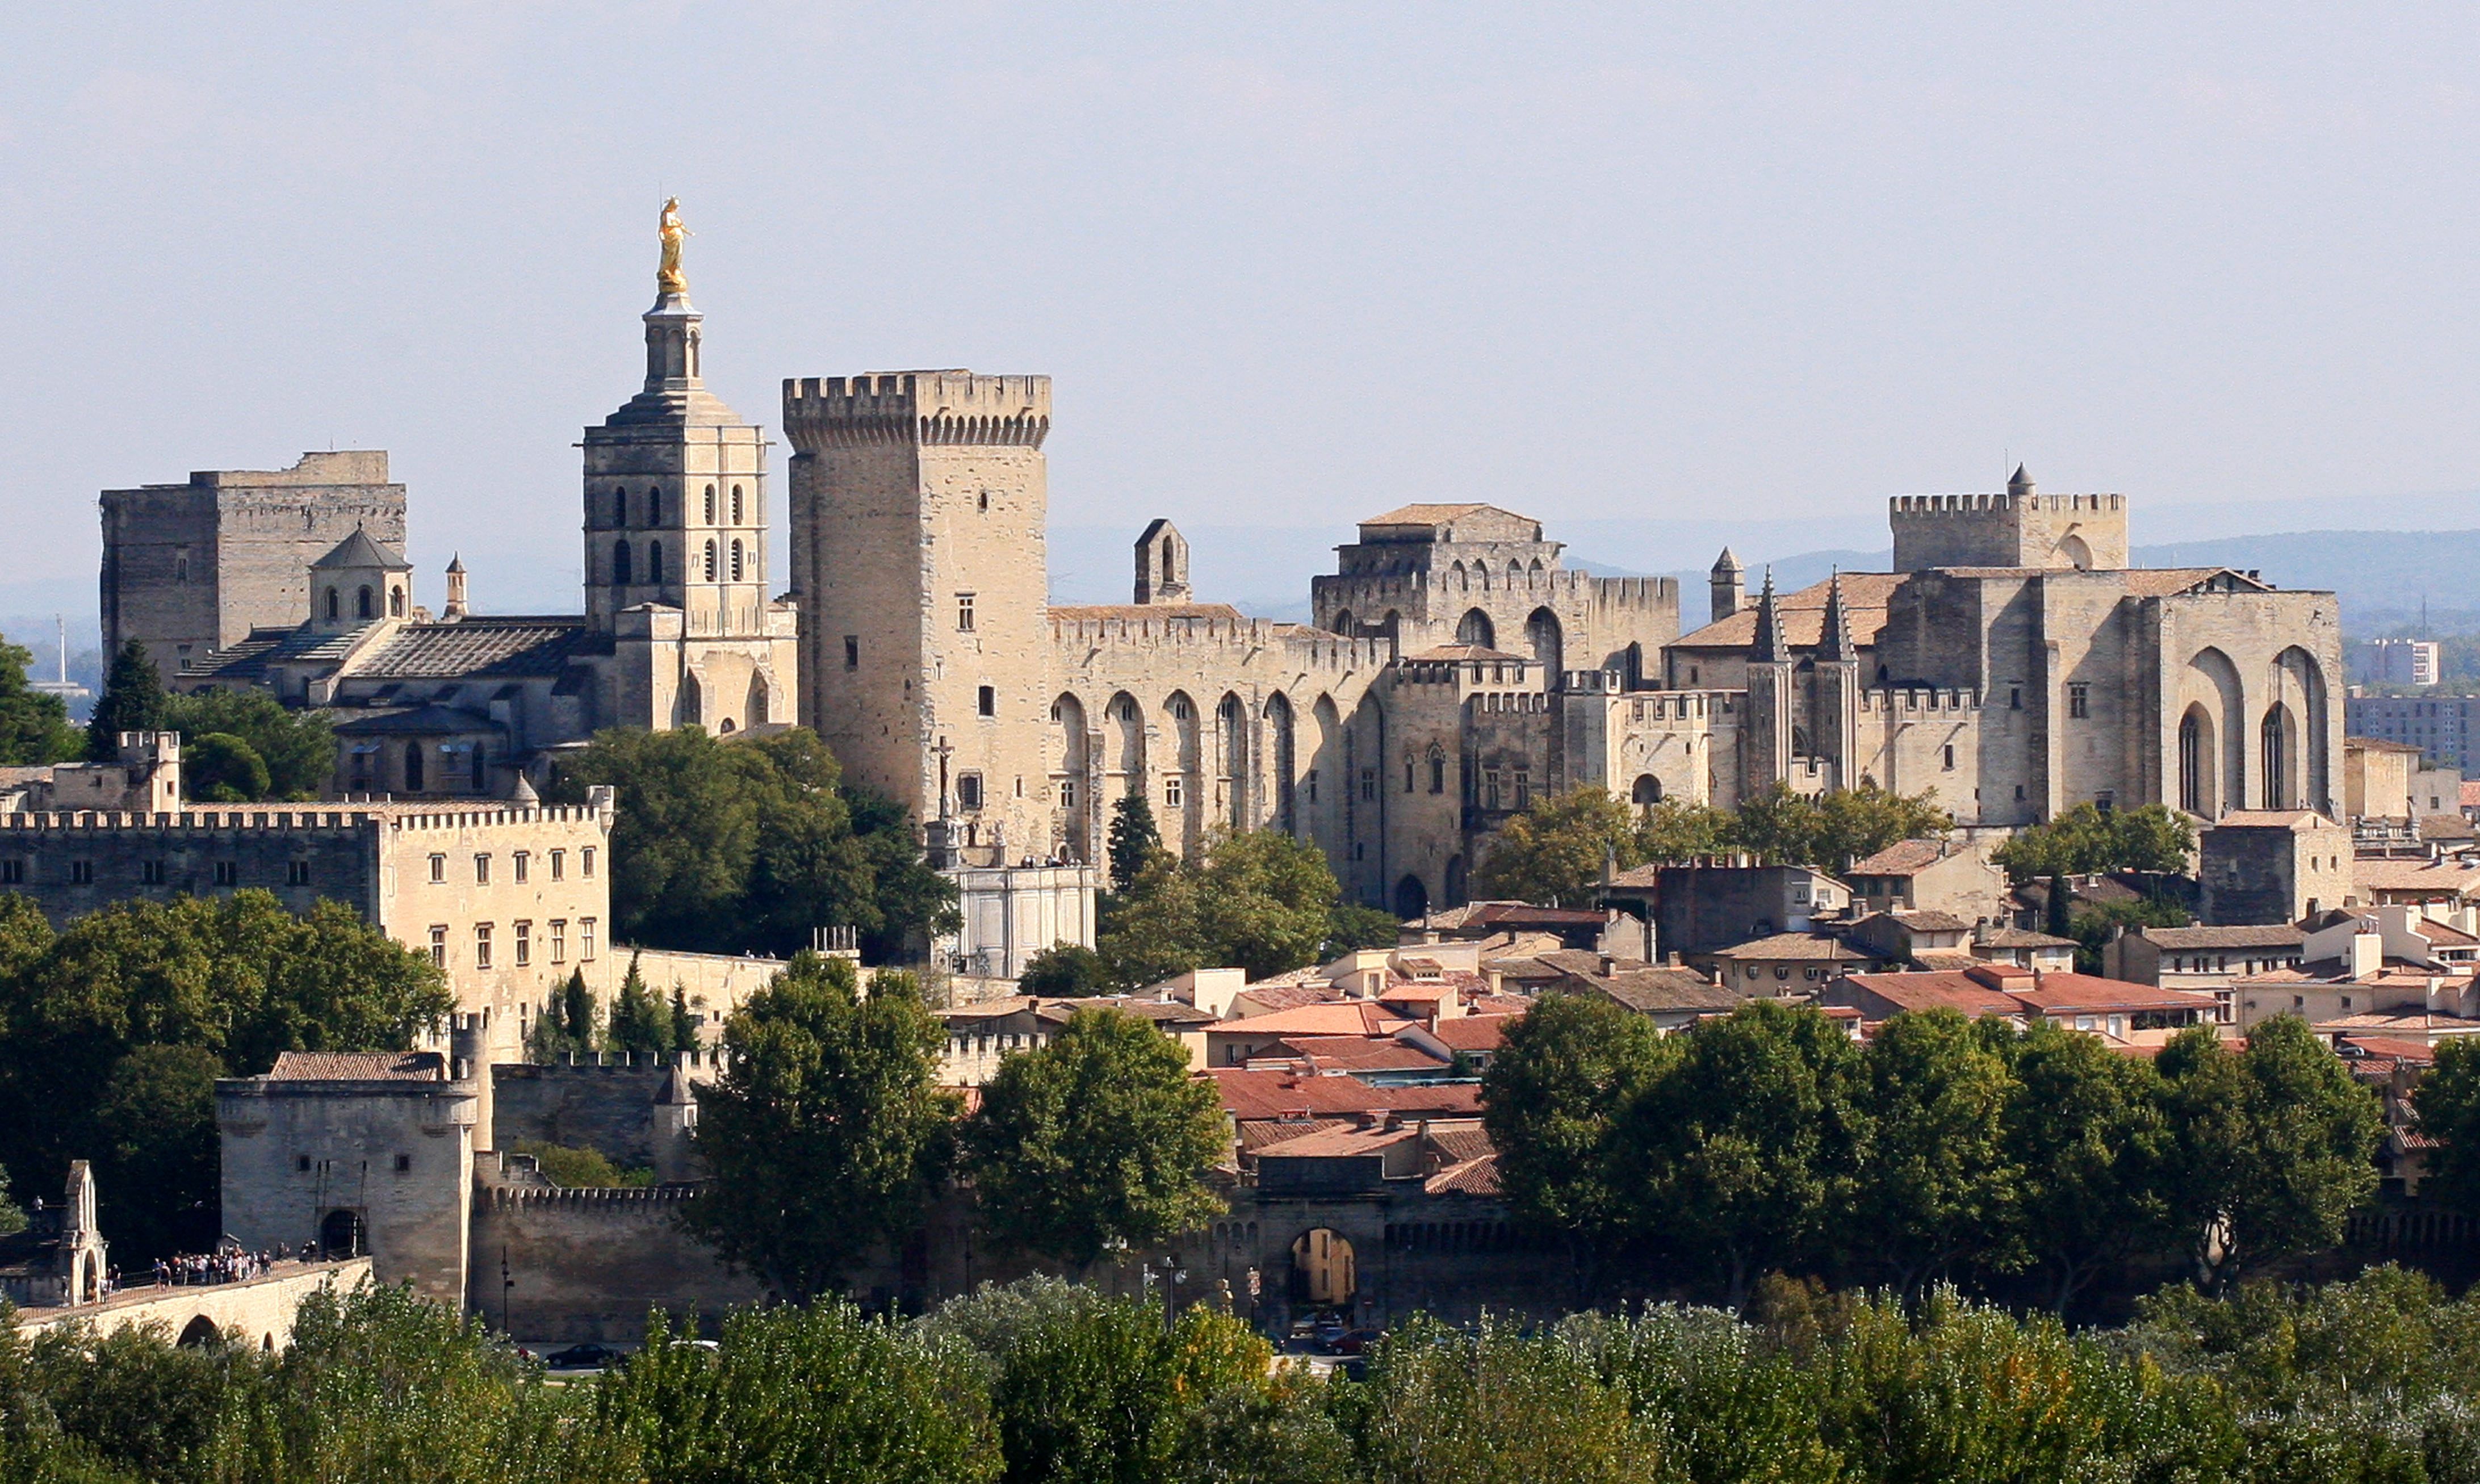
top-left (646, 488), bottom-right (663, 526)
top-left (613, 540), bottom-right (632, 586)
top-left (357, 586), bottom-right (373, 619)
top-left (703, 539), bottom-right (718, 581)
top-left (325, 588), bottom-right (340, 620)
top-left (389, 587), bottom-right (405, 617)
top-left (648, 542), bottom-right (665, 585)
top-left (611, 488), bottom-right (627, 526)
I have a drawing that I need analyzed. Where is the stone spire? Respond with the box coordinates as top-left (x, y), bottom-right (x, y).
top-left (1821, 571), bottom-right (1857, 664)
top-left (1752, 568), bottom-right (1788, 663)
top-left (1708, 546), bottom-right (1745, 625)
top-left (2008, 463), bottom-right (2034, 499)
top-left (443, 554), bottom-right (468, 621)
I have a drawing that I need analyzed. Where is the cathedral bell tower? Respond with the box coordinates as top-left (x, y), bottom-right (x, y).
top-left (580, 201), bottom-right (796, 733)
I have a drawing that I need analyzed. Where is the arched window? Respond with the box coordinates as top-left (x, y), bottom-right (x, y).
top-left (356, 586), bottom-right (372, 619)
top-left (730, 539), bottom-right (744, 582)
top-left (704, 485), bottom-right (717, 523)
top-left (646, 487), bottom-right (663, 526)
top-left (648, 541), bottom-right (665, 585)
top-left (704, 539), bottom-right (718, 581)
top-left (613, 540), bottom-right (632, 586)
top-left (389, 586), bottom-right (405, 617)
top-left (325, 588), bottom-right (340, 620)
top-left (612, 487), bottom-right (626, 526)
top-left (731, 485), bottom-right (744, 523)
top-left (1632, 774), bottom-right (1662, 809)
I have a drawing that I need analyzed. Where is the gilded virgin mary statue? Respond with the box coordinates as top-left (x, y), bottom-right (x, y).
top-left (657, 198), bottom-right (688, 296)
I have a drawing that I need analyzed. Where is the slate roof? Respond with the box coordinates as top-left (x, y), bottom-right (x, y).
top-left (311, 527), bottom-right (410, 571)
top-left (331, 705), bottom-right (506, 737)
top-left (181, 623), bottom-right (379, 682)
top-left (1591, 969), bottom-right (1744, 1014)
top-left (350, 618), bottom-right (597, 680)
top-left (265, 1050), bottom-right (447, 1081)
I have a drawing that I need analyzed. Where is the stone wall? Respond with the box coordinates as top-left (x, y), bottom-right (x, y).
top-left (489, 1053), bottom-right (714, 1168)
top-left (0, 808), bottom-right (383, 930)
top-left (15, 1259), bottom-right (374, 1350)
top-left (467, 1181), bottom-right (763, 1343)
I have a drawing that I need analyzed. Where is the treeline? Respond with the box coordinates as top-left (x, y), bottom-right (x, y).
top-left (1484, 996), bottom-right (2385, 1311)
top-left (19, 1267), bottom-right (2480, 1483)
top-left (0, 892), bottom-right (449, 1259)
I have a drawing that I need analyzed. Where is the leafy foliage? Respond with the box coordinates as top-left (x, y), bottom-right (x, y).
top-left (83, 640), bottom-right (166, 762)
top-left (603, 953), bottom-right (675, 1055)
top-left (511, 1141), bottom-right (653, 1189)
top-left (183, 731), bottom-right (270, 802)
top-left (0, 891), bottom-right (450, 1261)
top-left (685, 953), bottom-right (960, 1299)
top-left (1017, 942), bottom-right (1113, 997)
top-left (161, 688), bottom-right (336, 800)
top-left (526, 968), bottom-right (598, 1060)
top-left (1099, 829), bottom-right (1354, 986)
top-left (1107, 791), bottom-right (1164, 896)
top-left (1992, 801), bottom-right (2196, 884)
top-left (0, 638), bottom-right (79, 765)
top-left (549, 726), bottom-right (959, 959)
top-left (961, 1008), bottom-right (1228, 1269)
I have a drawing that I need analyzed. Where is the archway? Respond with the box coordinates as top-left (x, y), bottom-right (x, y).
top-left (1166, 691), bottom-right (1201, 852)
top-left (1330, 609), bottom-right (1355, 636)
top-left (1394, 874), bottom-right (1429, 920)
top-left (1217, 693), bottom-right (1249, 828)
top-left (1053, 693), bottom-right (1092, 860)
top-left (1290, 1227), bottom-right (1357, 1310)
top-left (2055, 533), bottom-right (2094, 571)
top-left (1266, 693), bottom-right (1297, 835)
top-left (2179, 647), bottom-right (2245, 818)
top-left (1456, 609), bottom-right (1496, 649)
top-left (2272, 645), bottom-right (2330, 811)
top-left (177, 1315), bottom-right (223, 1348)
top-left (2261, 704), bottom-right (2299, 811)
top-left (747, 673), bottom-right (771, 727)
top-left (1632, 774), bottom-right (1663, 810)
top-left (320, 1208), bottom-right (365, 1259)
top-left (678, 671), bottom-right (703, 728)
top-left (2179, 705), bottom-right (2217, 817)
top-left (1105, 692), bottom-right (1145, 804)
top-left (1526, 608), bottom-right (1564, 684)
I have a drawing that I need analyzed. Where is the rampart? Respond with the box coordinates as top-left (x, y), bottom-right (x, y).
top-left (783, 372), bottom-right (1052, 450)
top-left (468, 1176), bottom-right (763, 1343)
top-left (491, 1051), bottom-right (718, 1167)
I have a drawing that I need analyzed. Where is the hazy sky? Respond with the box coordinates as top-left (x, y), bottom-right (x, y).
top-left (8, 3), bottom-right (2480, 615)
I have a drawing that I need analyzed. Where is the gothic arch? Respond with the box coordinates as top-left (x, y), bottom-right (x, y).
top-left (388, 586), bottom-right (405, 618)
top-left (2180, 705), bottom-right (2218, 818)
top-left (731, 485), bottom-right (745, 523)
top-left (612, 540), bottom-right (632, 586)
top-left (1526, 607), bottom-right (1564, 683)
top-left (1451, 560), bottom-right (1468, 590)
top-left (648, 542), bottom-right (665, 585)
top-left (704, 484), bottom-right (717, 522)
top-left (1166, 691), bottom-right (1202, 852)
top-left (1310, 693), bottom-right (1343, 850)
top-left (1053, 692), bottom-right (1092, 861)
top-left (746, 672), bottom-right (771, 727)
top-left (1105, 691), bottom-right (1146, 802)
top-left (1217, 693), bottom-right (1250, 828)
top-left (1456, 609), bottom-right (1496, 649)
top-left (2260, 702), bottom-right (2299, 810)
top-left (2055, 533), bottom-right (2094, 571)
top-left (730, 540), bottom-right (744, 582)
top-left (679, 670), bottom-right (703, 728)
top-left (1394, 874), bottom-right (1430, 920)
top-left (1330, 609), bottom-right (1355, 636)
top-left (356, 586), bottom-right (373, 619)
top-left (2270, 645), bottom-right (2330, 811)
top-left (645, 487), bottom-right (662, 525)
top-left (1472, 560), bottom-right (1490, 591)
top-left (2179, 646), bottom-right (2246, 818)
top-left (1265, 691), bottom-right (1297, 835)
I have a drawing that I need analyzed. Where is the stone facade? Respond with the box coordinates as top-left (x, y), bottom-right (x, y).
top-left (101, 451), bottom-right (407, 674)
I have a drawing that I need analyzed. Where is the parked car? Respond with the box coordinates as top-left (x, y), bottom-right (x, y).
top-left (546, 1343), bottom-right (616, 1369)
top-left (1326, 1328), bottom-right (1383, 1356)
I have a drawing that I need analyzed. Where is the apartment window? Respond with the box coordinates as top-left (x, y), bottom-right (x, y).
top-left (1485, 769), bottom-right (1502, 810)
top-left (957, 772), bottom-right (985, 811)
top-left (581, 848), bottom-right (596, 878)
top-left (1514, 770), bottom-right (1532, 809)
top-left (429, 853), bottom-right (446, 883)
top-left (1942, 744), bottom-right (1956, 770)
top-left (143, 860), bottom-right (165, 884)
top-left (0, 861), bottom-right (19, 885)
top-left (978, 685), bottom-right (996, 717)
top-left (428, 925), bottom-right (447, 967)
top-left (1360, 769), bottom-right (1376, 802)
top-left (550, 849), bottom-right (564, 881)
top-left (550, 920), bottom-right (567, 963)
top-left (513, 852), bottom-right (529, 883)
top-left (581, 918), bottom-right (597, 960)
top-left (844, 636), bottom-right (859, 670)
top-left (1165, 774), bottom-right (1184, 809)
top-left (287, 860), bottom-right (310, 885)
top-left (2068, 683), bottom-right (2089, 719)
top-left (214, 861), bottom-right (238, 886)
top-left (514, 921), bottom-right (531, 967)
top-left (474, 924), bottom-right (493, 970)
top-left (956, 593), bottom-right (976, 632)
top-left (475, 854), bottom-right (491, 884)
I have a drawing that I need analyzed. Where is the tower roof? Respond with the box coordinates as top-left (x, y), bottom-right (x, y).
top-left (1752, 568), bottom-right (1790, 663)
top-left (1712, 546), bottom-right (1743, 575)
top-left (1821, 572), bottom-right (1858, 663)
top-left (445, 554), bottom-right (466, 574)
top-left (311, 526), bottom-right (410, 572)
top-left (2008, 463), bottom-right (2034, 494)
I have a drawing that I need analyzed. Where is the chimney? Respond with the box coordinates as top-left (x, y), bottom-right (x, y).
top-left (2349, 930), bottom-right (2382, 980)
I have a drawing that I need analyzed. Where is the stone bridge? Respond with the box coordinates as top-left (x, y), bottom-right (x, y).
top-left (12, 1258), bottom-right (373, 1351)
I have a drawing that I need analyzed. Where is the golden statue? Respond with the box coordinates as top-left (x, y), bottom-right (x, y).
top-left (657, 196), bottom-right (689, 296)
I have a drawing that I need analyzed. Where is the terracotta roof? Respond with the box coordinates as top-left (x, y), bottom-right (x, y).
top-left (2424, 815), bottom-right (2480, 842)
top-left (1431, 1015), bottom-right (1516, 1051)
top-left (1674, 572), bottom-right (1904, 652)
top-left (1471, 993), bottom-right (1535, 1016)
top-left (1211, 1002), bottom-right (1412, 1037)
top-left (264, 1050), bottom-right (448, 1081)
top-left (1361, 502), bottom-right (1496, 527)
top-left (1227, 984), bottom-right (1344, 1015)
top-left (2313, 1011), bottom-right (2480, 1035)
top-left (1371, 1083), bottom-right (1484, 1116)
top-left (1253, 1124), bottom-right (1418, 1159)
top-left (1402, 644), bottom-right (1526, 663)
top-left (1425, 901), bottom-right (1607, 930)
top-left (1275, 1037), bottom-right (1450, 1074)
top-left (1913, 951), bottom-right (1984, 972)
top-left (1050, 602), bottom-right (1248, 623)
top-left (2356, 860), bottom-right (2480, 896)
top-left (1975, 927), bottom-right (2079, 949)
top-left (2213, 810), bottom-right (2338, 829)
top-left (1205, 1069), bottom-right (1401, 1120)
top-left (1589, 969), bottom-right (1744, 1014)
top-left (2118, 568), bottom-right (2272, 597)
top-left (2340, 1036), bottom-right (2440, 1064)
top-left (2004, 975), bottom-right (2219, 1015)
top-left (2462, 782), bottom-right (2480, 809)
top-left (1425, 1153), bottom-right (1503, 1196)
top-left (1049, 996), bottom-right (1218, 1025)
top-left (1424, 1126), bottom-right (1495, 1164)
top-left (1890, 909), bottom-right (1974, 932)
top-left (1847, 839), bottom-right (1951, 875)
top-left (1832, 972), bottom-right (2022, 1018)
top-left (2138, 925), bottom-right (2306, 949)
top-left (2351, 737), bottom-right (2429, 755)
top-left (1237, 1117), bottom-right (1359, 1151)
top-left (1708, 933), bottom-right (1874, 962)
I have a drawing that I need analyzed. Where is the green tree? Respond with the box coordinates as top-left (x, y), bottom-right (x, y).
top-left (669, 983), bottom-right (699, 1054)
top-left (0, 638), bottom-right (79, 766)
top-left (1350, 1315), bottom-right (1656, 1484)
top-left (1100, 831), bottom-right (1348, 985)
top-left (1324, 900), bottom-right (1401, 957)
top-left (526, 967), bottom-right (594, 1059)
top-left (1619, 999), bottom-right (1866, 1306)
top-left (1107, 790), bottom-right (1165, 896)
top-left (962, 1007), bottom-right (1227, 1270)
top-left (1728, 782), bottom-right (1824, 866)
top-left (91, 1044), bottom-right (224, 1257)
top-left (2158, 1017), bottom-right (2383, 1289)
top-left (1846, 1007), bottom-right (2025, 1295)
top-left (2067, 895), bottom-right (2194, 974)
top-left (182, 731), bottom-right (270, 803)
top-left (1481, 993), bottom-right (1670, 1302)
top-left (1995, 803), bottom-right (2197, 934)
top-left (1808, 783), bottom-right (1954, 872)
top-left (1019, 942), bottom-right (1112, 997)
top-left (2415, 1036), bottom-right (2480, 1215)
top-left (509, 1141), bottom-right (652, 1188)
top-left (1473, 786), bottom-right (1639, 904)
top-left (161, 687), bottom-right (336, 799)
top-left (0, 1165), bottom-right (23, 1238)
top-left (1632, 797), bottom-right (1736, 866)
top-left (551, 726), bottom-right (958, 959)
top-left (605, 952), bottom-right (675, 1055)
top-left (2003, 1021), bottom-right (2174, 1313)
top-left (83, 640), bottom-right (165, 761)
top-left (685, 953), bottom-right (959, 1298)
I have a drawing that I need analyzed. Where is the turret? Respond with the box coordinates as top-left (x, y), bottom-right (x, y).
top-left (442, 555), bottom-right (468, 621)
top-left (1709, 547), bottom-right (1744, 626)
top-left (308, 526), bottom-right (412, 632)
top-left (1134, 519), bottom-right (1191, 605)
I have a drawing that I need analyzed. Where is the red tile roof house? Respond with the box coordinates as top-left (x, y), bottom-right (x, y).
top-left (1823, 962), bottom-right (2220, 1047)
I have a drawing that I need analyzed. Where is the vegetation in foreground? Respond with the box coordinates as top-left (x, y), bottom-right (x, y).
top-left (20, 1267), bottom-right (2480, 1482)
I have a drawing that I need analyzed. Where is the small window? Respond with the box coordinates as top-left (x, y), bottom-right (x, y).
top-left (429, 925), bottom-right (447, 967)
top-left (957, 772), bottom-right (985, 811)
top-left (143, 860), bottom-right (165, 884)
top-left (1485, 769), bottom-right (1502, 810)
top-left (474, 924), bottom-right (493, 970)
top-left (1061, 778), bottom-right (1078, 810)
top-left (475, 854), bottom-right (491, 885)
top-left (2068, 683), bottom-right (2089, 719)
top-left (513, 852), bottom-right (529, 883)
top-left (1404, 761), bottom-right (1416, 793)
top-left (1306, 769), bottom-right (1318, 803)
top-left (514, 921), bottom-right (531, 967)
top-left (646, 488), bottom-right (662, 525)
top-left (703, 539), bottom-right (718, 581)
top-left (978, 685), bottom-right (996, 717)
top-left (648, 541), bottom-right (665, 584)
top-left (705, 485), bottom-right (717, 522)
top-left (0, 861), bottom-right (20, 885)
top-left (2009, 685), bottom-right (2022, 710)
top-left (214, 861), bottom-right (238, 887)
top-left (1165, 774), bottom-right (1185, 808)
top-left (394, 1154), bottom-right (412, 1173)
top-left (550, 920), bottom-right (567, 963)
top-left (297, 1155), bottom-right (312, 1173)
top-left (612, 487), bottom-right (626, 525)
top-left (288, 860), bottom-right (309, 886)
top-left (550, 849), bottom-right (564, 881)
top-left (1428, 754), bottom-right (1446, 794)
top-left (957, 593), bottom-right (976, 632)
top-left (844, 636), bottom-right (860, 669)
top-left (730, 539), bottom-right (744, 582)
top-left (731, 485), bottom-right (744, 523)
top-left (1360, 768), bottom-right (1376, 802)
top-left (1514, 770), bottom-right (1531, 809)
top-left (1942, 744), bottom-right (1955, 770)
top-left (582, 847), bottom-right (596, 878)
top-left (326, 589), bottom-right (341, 620)
top-left (2015, 784), bottom-right (2026, 801)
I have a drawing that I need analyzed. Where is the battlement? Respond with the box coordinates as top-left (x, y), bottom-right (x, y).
top-left (1859, 686), bottom-right (1983, 714)
top-left (1620, 691), bottom-right (1733, 723)
top-left (0, 802), bottom-right (607, 834)
top-left (1887, 481), bottom-right (2130, 573)
top-left (783, 372), bottom-right (1051, 450)
top-left (484, 1184), bottom-right (702, 1210)
top-left (1471, 691), bottom-right (1554, 714)
top-left (1048, 612), bottom-right (1393, 673)
top-left (500, 1050), bottom-right (723, 1075)
top-left (1888, 492), bottom-right (2124, 515)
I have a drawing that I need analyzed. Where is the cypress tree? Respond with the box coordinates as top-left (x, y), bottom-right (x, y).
top-left (86, 639), bottom-right (166, 761)
top-left (1106, 791), bottom-right (1163, 895)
